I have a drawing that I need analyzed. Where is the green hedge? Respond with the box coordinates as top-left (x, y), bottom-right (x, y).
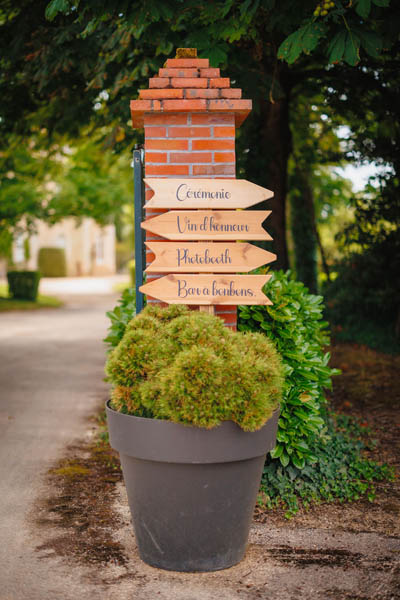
top-left (7, 270), bottom-right (41, 301)
top-left (38, 247), bottom-right (67, 277)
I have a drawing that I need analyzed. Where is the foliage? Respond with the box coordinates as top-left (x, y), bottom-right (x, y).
top-left (105, 305), bottom-right (283, 432)
top-left (103, 286), bottom-right (136, 351)
top-left (1, 0), bottom-right (398, 273)
top-left (287, 96), bottom-right (351, 290)
top-left (259, 413), bottom-right (393, 518)
top-left (0, 129), bottom-right (131, 241)
top-left (278, 0), bottom-right (393, 66)
top-left (238, 270), bottom-right (339, 469)
top-left (323, 228), bottom-right (400, 351)
top-left (0, 134), bottom-right (61, 238)
top-left (38, 247), bottom-right (67, 277)
top-left (7, 270), bottom-right (40, 301)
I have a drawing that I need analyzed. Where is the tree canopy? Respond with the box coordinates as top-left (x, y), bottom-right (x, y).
top-left (1, 0), bottom-right (398, 273)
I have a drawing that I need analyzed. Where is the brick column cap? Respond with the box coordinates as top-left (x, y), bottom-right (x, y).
top-left (130, 49), bottom-right (251, 129)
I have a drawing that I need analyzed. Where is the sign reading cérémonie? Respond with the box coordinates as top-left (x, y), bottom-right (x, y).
top-left (144, 178), bottom-right (273, 209)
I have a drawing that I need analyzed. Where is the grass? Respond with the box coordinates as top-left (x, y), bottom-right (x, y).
top-left (0, 283), bottom-right (63, 311)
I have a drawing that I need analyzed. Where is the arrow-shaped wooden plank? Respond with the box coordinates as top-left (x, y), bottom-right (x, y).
top-left (144, 178), bottom-right (273, 209)
top-left (145, 242), bottom-right (276, 273)
top-left (142, 210), bottom-right (272, 241)
top-left (140, 274), bottom-right (272, 305)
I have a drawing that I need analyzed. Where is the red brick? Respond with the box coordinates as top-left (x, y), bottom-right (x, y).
top-left (144, 232), bottom-right (165, 242)
top-left (209, 78), bottom-right (230, 88)
top-left (220, 88), bottom-right (242, 99)
top-left (144, 126), bottom-right (167, 137)
top-left (214, 126), bottom-right (235, 137)
top-left (146, 139), bottom-right (188, 150)
top-left (214, 151), bottom-right (235, 162)
top-left (146, 251), bottom-right (156, 263)
top-left (171, 77), bottom-right (207, 88)
top-left (145, 188), bottom-right (154, 201)
top-left (192, 139), bottom-right (235, 150)
top-left (200, 68), bottom-right (220, 77)
top-left (162, 99), bottom-right (207, 111)
top-left (144, 114), bottom-right (188, 125)
top-left (130, 99), bottom-right (152, 112)
top-left (145, 152), bottom-right (168, 163)
top-left (148, 77), bottom-right (170, 88)
top-left (168, 127), bottom-right (211, 138)
top-left (208, 99), bottom-right (252, 111)
top-left (165, 58), bottom-right (209, 68)
top-left (145, 164), bottom-right (189, 176)
top-left (215, 311), bottom-right (237, 325)
top-left (159, 68), bottom-right (199, 78)
top-left (139, 88), bottom-right (183, 99)
top-left (170, 152), bottom-right (212, 163)
top-left (192, 164), bottom-right (236, 176)
top-left (184, 88), bottom-right (219, 99)
top-left (191, 114), bottom-right (235, 125)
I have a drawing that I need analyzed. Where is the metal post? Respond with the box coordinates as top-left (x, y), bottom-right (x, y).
top-left (133, 147), bottom-right (144, 314)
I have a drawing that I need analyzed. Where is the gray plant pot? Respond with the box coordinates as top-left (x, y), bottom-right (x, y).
top-left (106, 402), bottom-right (279, 572)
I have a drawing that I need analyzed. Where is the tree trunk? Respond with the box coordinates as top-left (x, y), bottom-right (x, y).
top-left (259, 84), bottom-right (291, 270)
top-left (290, 165), bottom-right (318, 294)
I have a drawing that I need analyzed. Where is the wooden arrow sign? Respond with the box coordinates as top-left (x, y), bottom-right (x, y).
top-left (142, 210), bottom-right (272, 241)
top-left (145, 242), bottom-right (276, 273)
top-left (144, 178), bottom-right (274, 209)
top-left (140, 274), bottom-right (272, 305)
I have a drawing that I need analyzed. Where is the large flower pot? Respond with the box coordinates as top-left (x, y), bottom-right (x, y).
top-left (106, 402), bottom-right (279, 572)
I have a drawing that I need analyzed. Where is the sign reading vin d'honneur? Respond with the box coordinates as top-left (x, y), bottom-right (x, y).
top-left (142, 210), bottom-right (272, 241)
top-left (140, 178), bottom-right (275, 306)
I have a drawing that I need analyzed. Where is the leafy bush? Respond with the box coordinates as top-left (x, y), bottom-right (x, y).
top-left (38, 247), bottom-right (67, 277)
top-left (105, 304), bottom-right (283, 431)
top-left (104, 286), bottom-right (136, 350)
top-left (259, 414), bottom-right (393, 518)
top-left (7, 270), bottom-right (41, 301)
top-left (238, 270), bottom-right (338, 469)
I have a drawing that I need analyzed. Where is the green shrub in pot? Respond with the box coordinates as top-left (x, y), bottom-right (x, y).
top-left (105, 304), bottom-right (284, 431)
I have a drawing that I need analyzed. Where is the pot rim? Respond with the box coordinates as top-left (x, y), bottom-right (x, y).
top-left (106, 400), bottom-right (279, 464)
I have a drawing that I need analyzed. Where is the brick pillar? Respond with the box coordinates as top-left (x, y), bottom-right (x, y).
top-left (130, 49), bottom-right (252, 329)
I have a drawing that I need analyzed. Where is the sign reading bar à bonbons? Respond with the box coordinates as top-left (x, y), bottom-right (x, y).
top-left (145, 242), bottom-right (276, 273)
top-left (140, 274), bottom-right (271, 306)
top-left (142, 210), bottom-right (272, 241)
top-left (144, 178), bottom-right (273, 209)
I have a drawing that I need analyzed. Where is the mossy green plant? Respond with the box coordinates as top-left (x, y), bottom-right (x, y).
top-left (105, 305), bottom-right (283, 431)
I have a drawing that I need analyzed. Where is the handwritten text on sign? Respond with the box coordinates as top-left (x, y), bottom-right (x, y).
top-left (140, 274), bottom-right (272, 305)
top-left (145, 242), bottom-right (276, 273)
top-left (144, 178), bottom-right (274, 209)
top-left (142, 210), bottom-right (273, 241)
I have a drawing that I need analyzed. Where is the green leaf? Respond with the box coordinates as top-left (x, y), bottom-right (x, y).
top-left (292, 454), bottom-right (305, 469)
top-left (355, 0), bottom-right (371, 18)
top-left (280, 452), bottom-right (290, 467)
top-left (45, 0), bottom-right (69, 21)
top-left (205, 46), bottom-right (228, 67)
top-left (327, 31), bottom-right (347, 64)
top-left (270, 443), bottom-right (283, 459)
top-left (359, 30), bottom-right (383, 57)
top-left (344, 30), bottom-right (361, 66)
top-left (278, 23), bottom-right (327, 64)
top-left (372, 0), bottom-right (390, 6)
